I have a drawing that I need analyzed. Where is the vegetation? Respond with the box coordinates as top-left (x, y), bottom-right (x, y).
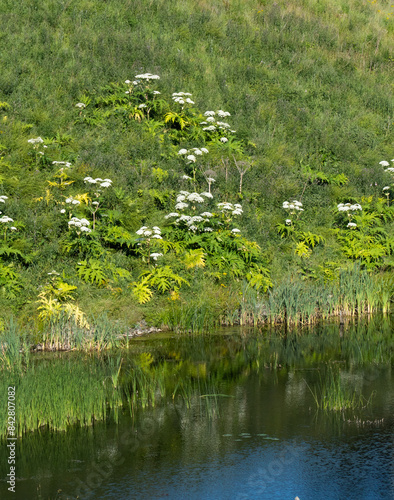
top-left (0, 0), bottom-right (393, 344)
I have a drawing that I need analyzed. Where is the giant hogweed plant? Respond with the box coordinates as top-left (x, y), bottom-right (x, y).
top-left (36, 271), bottom-right (89, 330)
top-left (335, 197), bottom-right (394, 270)
top-left (163, 191), bottom-right (272, 290)
top-left (277, 199), bottom-right (325, 259)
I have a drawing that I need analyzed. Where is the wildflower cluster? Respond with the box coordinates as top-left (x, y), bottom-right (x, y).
top-left (134, 73), bottom-right (160, 81)
top-left (165, 193), bottom-right (243, 235)
top-left (166, 212), bottom-right (212, 233)
top-left (27, 137), bottom-right (44, 147)
top-left (136, 226), bottom-right (162, 240)
top-left (173, 190), bottom-right (212, 211)
top-left (0, 215), bottom-right (14, 225)
top-left (150, 252), bottom-right (163, 261)
top-left (68, 217), bottom-right (91, 233)
top-left (172, 92), bottom-right (194, 105)
top-left (0, 196), bottom-right (17, 239)
top-left (65, 196), bottom-right (81, 206)
top-left (135, 226), bottom-right (163, 264)
top-left (84, 177), bottom-right (113, 188)
top-left (280, 200), bottom-right (304, 227)
top-left (217, 202), bottom-right (243, 216)
top-left (200, 110), bottom-right (236, 139)
top-left (380, 159), bottom-right (394, 174)
top-left (283, 200), bottom-right (303, 214)
top-left (337, 202), bottom-right (362, 228)
top-left (382, 186), bottom-right (391, 206)
top-left (178, 147), bottom-right (209, 164)
top-left (82, 176), bottom-right (112, 229)
top-left (379, 160), bottom-right (394, 205)
top-left (124, 75), bottom-right (161, 99)
top-left (337, 203), bottom-right (362, 212)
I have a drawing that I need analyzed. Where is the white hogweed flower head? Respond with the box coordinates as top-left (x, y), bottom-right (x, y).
top-left (187, 193), bottom-right (205, 203)
top-left (28, 137), bottom-right (44, 144)
top-left (135, 73), bottom-right (160, 80)
top-left (177, 215), bottom-right (192, 222)
top-left (175, 202), bottom-right (189, 210)
top-left (0, 216), bottom-right (13, 223)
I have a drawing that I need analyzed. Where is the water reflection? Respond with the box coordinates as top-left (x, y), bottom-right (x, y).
top-left (0, 316), bottom-right (393, 499)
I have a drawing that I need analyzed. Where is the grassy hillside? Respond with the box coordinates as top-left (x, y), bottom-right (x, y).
top-left (0, 0), bottom-right (393, 340)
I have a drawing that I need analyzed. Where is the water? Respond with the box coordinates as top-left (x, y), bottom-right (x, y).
top-left (1, 319), bottom-right (394, 499)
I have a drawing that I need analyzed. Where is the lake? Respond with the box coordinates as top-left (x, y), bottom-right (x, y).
top-left (1, 317), bottom-right (393, 499)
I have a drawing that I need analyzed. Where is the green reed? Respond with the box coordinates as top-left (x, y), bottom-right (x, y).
top-left (36, 313), bottom-right (123, 351)
top-left (223, 265), bottom-right (393, 328)
top-left (162, 299), bottom-right (219, 333)
top-left (0, 354), bottom-right (125, 439)
top-left (306, 367), bottom-right (375, 412)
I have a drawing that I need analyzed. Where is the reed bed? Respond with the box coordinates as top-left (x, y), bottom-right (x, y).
top-left (162, 299), bottom-right (220, 334)
top-left (2, 314), bottom-right (124, 354)
top-left (0, 356), bottom-right (123, 438)
top-left (222, 266), bottom-right (394, 330)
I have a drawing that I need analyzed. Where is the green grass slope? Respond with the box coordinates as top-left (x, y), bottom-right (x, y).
top-left (0, 0), bottom-right (393, 337)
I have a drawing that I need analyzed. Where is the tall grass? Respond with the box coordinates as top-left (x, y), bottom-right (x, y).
top-left (161, 299), bottom-right (219, 333)
top-left (306, 367), bottom-right (375, 412)
top-left (217, 265), bottom-right (393, 328)
top-left (36, 313), bottom-right (123, 351)
top-left (0, 318), bottom-right (29, 371)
